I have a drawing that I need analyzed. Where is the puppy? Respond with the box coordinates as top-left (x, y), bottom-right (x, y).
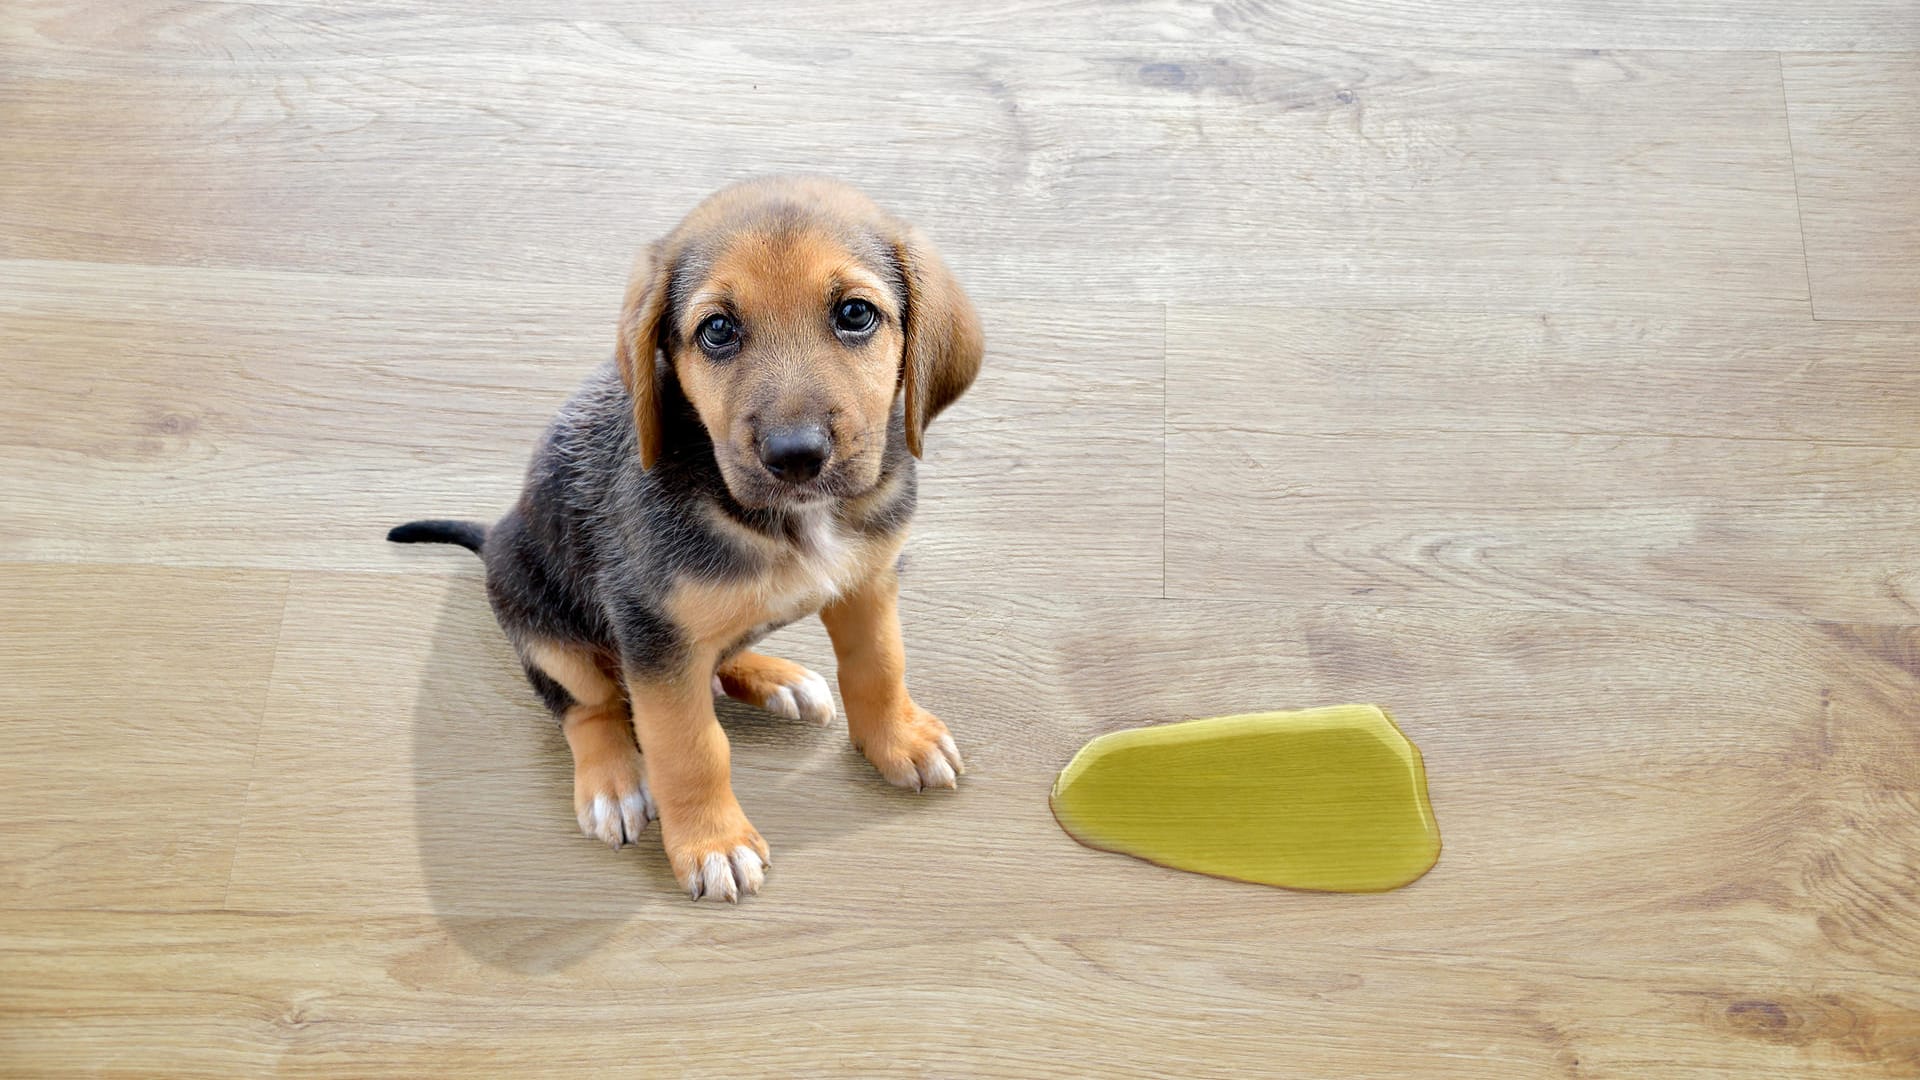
top-left (389, 177), bottom-right (982, 902)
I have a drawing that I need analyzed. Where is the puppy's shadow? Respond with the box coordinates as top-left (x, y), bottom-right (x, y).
top-left (412, 583), bottom-right (895, 972)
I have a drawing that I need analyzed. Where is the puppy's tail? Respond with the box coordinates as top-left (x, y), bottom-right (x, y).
top-left (386, 519), bottom-right (487, 554)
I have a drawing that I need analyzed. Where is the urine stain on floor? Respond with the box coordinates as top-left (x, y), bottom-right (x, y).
top-left (1049, 704), bottom-right (1441, 893)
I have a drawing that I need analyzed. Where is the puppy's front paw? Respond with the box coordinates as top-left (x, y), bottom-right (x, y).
top-left (855, 704), bottom-right (964, 792)
top-left (715, 652), bottom-right (835, 726)
top-left (761, 668), bottom-right (834, 725)
top-left (662, 808), bottom-right (770, 903)
top-left (573, 744), bottom-right (655, 849)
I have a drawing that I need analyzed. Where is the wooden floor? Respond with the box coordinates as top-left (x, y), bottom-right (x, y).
top-left (4, 1), bottom-right (1918, 1076)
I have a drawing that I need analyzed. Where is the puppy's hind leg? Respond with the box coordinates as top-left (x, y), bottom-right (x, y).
top-left (523, 639), bottom-right (655, 848)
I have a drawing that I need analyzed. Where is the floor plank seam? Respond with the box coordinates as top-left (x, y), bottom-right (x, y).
top-left (17, 903), bottom-right (1912, 984)
top-left (1152, 590), bottom-right (1920, 629)
top-left (7, 560), bottom-right (1914, 629)
top-left (1776, 51), bottom-right (1822, 321)
top-left (220, 573), bottom-right (296, 911)
top-left (69, 4), bottom-right (1920, 58)
top-left (0, 259), bottom-right (1835, 322)
top-left (1160, 300), bottom-right (1170, 601)
top-left (1166, 424), bottom-right (1920, 450)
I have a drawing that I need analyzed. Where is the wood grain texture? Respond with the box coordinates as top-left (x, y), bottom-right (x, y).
top-left (0, 565), bottom-right (288, 909)
top-left (4, 0), bottom-right (1920, 1074)
top-left (218, 572), bottom-right (1920, 981)
top-left (197, 0), bottom-right (1920, 51)
top-left (0, 260), bottom-right (1162, 592)
top-left (1166, 309), bottom-right (1920, 622)
top-left (2, 2), bottom-right (1809, 314)
top-left (1783, 54), bottom-right (1920, 320)
top-left (4, 910), bottom-right (1917, 1078)
top-left (6, 566), bottom-right (1919, 1075)
top-left (1166, 308), bottom-right (1920, 447)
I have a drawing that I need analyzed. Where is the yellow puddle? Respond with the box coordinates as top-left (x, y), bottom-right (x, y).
top-left (1049, 704), bottom-right (1441, 893)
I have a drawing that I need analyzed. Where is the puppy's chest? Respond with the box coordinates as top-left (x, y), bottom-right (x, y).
top-left (669, 515), bottom-right (880, 649)
top-left (776, 513), bottom-right (865, 609)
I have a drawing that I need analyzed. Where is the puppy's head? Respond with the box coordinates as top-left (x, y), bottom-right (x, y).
top-left (617, 177), bottom-right (981, 510)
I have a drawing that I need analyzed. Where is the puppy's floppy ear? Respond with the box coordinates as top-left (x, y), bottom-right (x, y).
top-left (616, 243), bottom-right (673, 469)
top-left (892, 228), bottom-right (982, 458)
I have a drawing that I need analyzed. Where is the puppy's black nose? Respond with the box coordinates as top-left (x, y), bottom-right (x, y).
top-left (758, 424), bottom-right (830, 483)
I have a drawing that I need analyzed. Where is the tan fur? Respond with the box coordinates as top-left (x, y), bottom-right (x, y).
top-left (820, 561), bottom-right (963, 791)
top-left (625, 661), bottom-right (767, 887)
top-left (616, 246), bottom-right (673, 470)
top-left (600, 178), bottom-right (978, 898)
top-left (562, 702), bottom-right (648, 843)
top-left (893, 226), bottom-right (984, 457)
top-left (524, 639), bottom-right (620, 708)
top-left (669, 510), bottom-right (901, 647)
top-left (670, 229), bottom-right (905, 504)
top-left (618, 176), bottom-right (982, 477)
top-left (636, 489), bottom-right (906, 895)
top-left (715, 651), bottom-right (819, 706)
top-left (526, 639), bottom-right (650, 847)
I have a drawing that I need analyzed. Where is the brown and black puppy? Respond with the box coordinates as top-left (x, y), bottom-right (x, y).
top-left (389, 176), bottom-right (981, 902)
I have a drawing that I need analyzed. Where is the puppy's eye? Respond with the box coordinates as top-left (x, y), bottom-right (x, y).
top-left (697, 314), bottom-right (739, 354)
top-left (834, 299), bottom-right (878, 335)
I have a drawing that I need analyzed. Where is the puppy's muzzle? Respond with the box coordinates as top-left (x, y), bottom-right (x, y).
top-left (757, 423), bottom-right (831, 484)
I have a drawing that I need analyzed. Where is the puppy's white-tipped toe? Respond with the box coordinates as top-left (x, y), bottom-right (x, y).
top-left (619, 789), bottom-right (650, 840)
top-left (586, 794), bottom-right (623, 848)
top-left (729, 845), bottom-right (766, 895)
top-left (921, 754), bottom-right (958, 790)
top-left (792, 671), bottom-right (835, 726)
top-left (696, 852), bottom-right (740, 903)
top-left (937, 733), bottom-right (964, 774)
top-left (764, 686), bottom-right (801, 721)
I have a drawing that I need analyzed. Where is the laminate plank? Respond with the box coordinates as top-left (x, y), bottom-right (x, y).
top-left (1783, 54), bottom-right (1920, 320)
top-left (2, 4), bottom-right (1809, 314)
top-left (1165, 308), bottom-right (1920, 447)
top-left (0, 565), bottom-right (288, 909)
top-left (1165, 308), bottom-right (1920, 620)
top-left (1169, 429), bottom-right (1920, 621)
top-left (226, 572), bottom-right (1920, 985)
top-left (181, 0), bottom-right (1920, 51)
top-left (0, 260), bottom-right (1164, 592)
top-left (5, 909), bottom-right (1917, 1078)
